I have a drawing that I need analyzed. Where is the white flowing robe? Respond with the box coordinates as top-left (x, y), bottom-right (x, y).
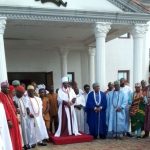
top-left (55, 87), bottom-right (80, 137)
top-left (13, 96), bottom-right (30, 146)
top-left (120, 85), bottom-right (132, 132)
top-left (25, 96), bottom-right (48, 145)
top-left (107, 90), bottom-right (127, 134)
top-left (106, 91), bottom-right (112, 127)
top-left (0, 102), bottom-right (13, 150)
top-left (75, 94), bottom-right (86, 132)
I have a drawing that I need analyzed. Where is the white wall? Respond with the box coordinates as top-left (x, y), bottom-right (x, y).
top-left (68, 50), bottom-right (82, 88)
top-left (106, 37), bottom-right (133, 88)
top-left (5, 48), bottom-right (83, 89)
top-left (0, 0), bottom-right (122, 12)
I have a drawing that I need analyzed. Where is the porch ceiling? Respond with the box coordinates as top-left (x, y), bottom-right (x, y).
top-left (4, 20), bottom-right (131, 51)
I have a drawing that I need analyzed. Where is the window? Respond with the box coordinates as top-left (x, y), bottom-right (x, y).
top-left (67, 72), bottom-right (75, 86)
top-left (118, 33), bottom-right (130, 39)
top-left (118, 70), bottom-right (130, 83)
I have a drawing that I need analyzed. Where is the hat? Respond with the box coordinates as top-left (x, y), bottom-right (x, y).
top-left (135, 83), bottom-right (141, 87)
top-left (37, 84), bottom-right (46, 90)
top-left (62, 76), bottom-right (68, 83)
top-left (12, 80), bottom-right (20, 86)
top-left (16, 86), bottom-right (25, 92)
top-left (120, 78), bottom-right (125, 82)
top-left (108, 82), bottom-right (113, 86)
top-left (114, 80), bottom-right (120, 85)
top-left (1, 81), bottom-right (9, 87)
top-left (27, 85), bottom-right (35, 90)
top-left (9, 85), bottom-right (15, 92)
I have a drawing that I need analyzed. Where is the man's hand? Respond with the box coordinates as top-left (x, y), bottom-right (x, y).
top-left (75, 105), bottom-right (82, 110)
top-left (71, 98), bottom-right (76, 104)
top-left (17, 108), bottom-right (20, 114)
top-left (116, 107), bottom-right (122, 112)
top-left (29, 114), bottom-right (34, 118)
top-left (8, 121), bottom-right (13, 128)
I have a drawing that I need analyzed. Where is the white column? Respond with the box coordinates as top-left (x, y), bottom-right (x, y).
top-left (60, 48), bottom-right (69, 77)
top-left (132, 24), bottom-right (148, 85)
top-left (95, 22), bottom-right (111, 90)
top-left (143, 23), bottom-right (150, 83)
top-left (88, 47), bottom-right (95, 87)
top-left (0, 17), bottom-right (7, 84)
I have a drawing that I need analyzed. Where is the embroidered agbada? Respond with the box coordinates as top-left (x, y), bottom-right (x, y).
top-left (0, 92), bottom-right (22, 150)
top-left (144, 86), bottom-right (150, 131)
top-left (13, 96), bottom-right (30, 146)
top-left (130, 92), bottom-right (146, 132)
top-left (107, 90), bottom-right (127, 134)
top-left (25, 96), bottom-right (49, 145)
top-left (86, 91), bottom-right (107, 138)
top-left (55, 87), bottom-right (80, 137)
top-left (74, 93), bottom-right (86, 132)
top-left (0, 102), bottom-right (13, 150)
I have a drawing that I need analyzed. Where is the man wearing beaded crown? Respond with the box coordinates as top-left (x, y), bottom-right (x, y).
top-left (86, 83), bottom-right (107, 139)
top-left (25, 85), bottom-right (48, 147)
top-left (54, 76), bottom-right (80, 137)
top-left (107, 81), bottom-right (127, 139)
top-left (0, 81), bottom-right (22, 150)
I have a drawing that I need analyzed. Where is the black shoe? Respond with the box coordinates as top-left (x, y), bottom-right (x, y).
top-left (100, 134), bottom-right (106, 139)
top-left (31, 144), bottom-right (36, 148)
top-left (126, 132), bottom-right (133, 137)
top-left (24, 145), bottom-right (31, 150)
top-left (137, 136), bottom-right (141, 139)
top-left (38, 142), bottom-right (47, 146)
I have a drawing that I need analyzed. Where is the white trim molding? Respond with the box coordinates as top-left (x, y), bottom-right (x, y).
top-left (0, 6), bottom-right (150, 24)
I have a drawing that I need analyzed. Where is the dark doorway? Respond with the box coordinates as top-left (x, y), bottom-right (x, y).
top-left (8, 72), bottom-right (53, 88)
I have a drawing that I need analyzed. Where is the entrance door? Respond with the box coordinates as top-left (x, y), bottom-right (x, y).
top-left (46, 72), bottom-right (53, 88)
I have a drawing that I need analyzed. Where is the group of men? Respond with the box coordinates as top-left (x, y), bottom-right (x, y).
top-left (0, 80), bottom-right (58, 150)
top-left (0, 76), bottom-right (150, 150)
top-left (54, 77), bottom-right (150, 140)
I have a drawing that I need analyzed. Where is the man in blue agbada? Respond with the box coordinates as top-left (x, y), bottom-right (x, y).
top-left (86, 83), bottom-right (107, 139)
top-left (107, 81), bottom-right (127, 139)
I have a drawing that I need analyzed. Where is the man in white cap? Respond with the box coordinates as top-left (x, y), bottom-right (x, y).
top-left (25, 85), bottom-right (48, 148)
top-left (55, 76), bottom-right (80, 137)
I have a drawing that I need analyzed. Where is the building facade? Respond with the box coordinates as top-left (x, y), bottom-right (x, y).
top-left (0, 0), bottom-right (150, 90)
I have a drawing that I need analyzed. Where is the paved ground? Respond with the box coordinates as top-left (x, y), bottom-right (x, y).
top-left (33, 137), bottom-right (150, 150)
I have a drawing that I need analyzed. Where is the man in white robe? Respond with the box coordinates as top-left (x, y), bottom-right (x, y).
top-left (74, 86), bottom-right (86, 132)
top-left (0, 102), bottom-right (13, 150)
top-left (25, 85), bottom-right (48, 147)
top-left (120, 78), bottom-right (132, 137)
top-left (107, 81), bottom-right (127, 139)
top-left (55, 76), bottom-right (80, 137)
top-left (106, 82), bottom-right (114, 132)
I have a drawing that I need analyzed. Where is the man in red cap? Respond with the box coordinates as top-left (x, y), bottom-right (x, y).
top-left (14, 85), bottom-right (30, 150)
top-left (0, 81), bottom-right (22, 150)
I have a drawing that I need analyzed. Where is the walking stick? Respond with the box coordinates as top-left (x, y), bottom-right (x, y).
top-left (97, 110), bottom-right (100, 139)
top-left (116, 109), bottom-right (118, 139)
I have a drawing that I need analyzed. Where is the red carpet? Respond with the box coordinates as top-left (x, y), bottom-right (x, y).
top-left (50, 133), bottom-right (93, 145)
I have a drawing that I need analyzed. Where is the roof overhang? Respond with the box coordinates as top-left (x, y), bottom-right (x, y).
top-left (0, 6), bottom-right (150, 24)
